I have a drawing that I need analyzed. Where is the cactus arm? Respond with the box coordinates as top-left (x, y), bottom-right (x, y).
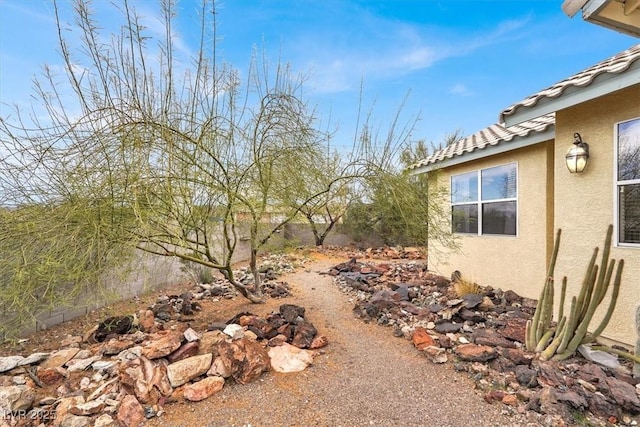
top-left (557, 276), bottom-right (567, 324)
top-left (583, 259), bottom-right (623, 344)
top-left (578, 263), bottom-right (598, 322)
top-left (536, 327), bottom-right (557, 352)
top-left (556, 296), bottom-right (578, 354)
top-left (595, 260), bottom-right (615, 306)
top-left (576, 248), bottom-right (598, 321)
top-left (540, 316), bottom-right (567, 361)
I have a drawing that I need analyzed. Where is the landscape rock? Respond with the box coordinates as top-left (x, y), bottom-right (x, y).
top-left (0, 385), bottom-right (36, 414)
top-left (69, 400), bottom-right (105, 416)
top-left (606, 376), bottom-right (640, 412)
top-left (167, 341), bottom-right (200, 363)
top-left (141, 332), bottom-right (183, 359)
top-left (137, 309), bottom-right (156, 333)
top-left (119, 356), bottom-right (173, 404)
top-left (309, 335), bottom-right (329, 349)
top-left (37, 367), bottom-right (66, 385)
top-left (0, 356), bottom-right (27, 373)
top-left (94, 414), bottom-right (117, 427)
top-left (218, 338), bottom-right (270, 384)
top-left (102, 338), bottom-right (135, 356)
top-left (291, 321), bottom-right (318, 349)
top-left (117, 395), bottom-right (145, 427)
top-left (40, 348), bottom-right (79, 369)
top-left (411, 327), bottom-right (435, 350)
top-left (166, 353), bottom-right (213, 387)
top-left (268, 343), bottom-right (314, 373)
top-left (434, 322), bottom-right (462, 334)
top-left (183, 376), bottom-right (225, 401)
top-left (455, 344), bottom-right (498, 362)
top-left (207, 356), bottom-right (232, 378)
top-left (423, 346), bottom-right (447, 364)
top-left (59, 414), bottom-right (91, 427)
top-left (198, 330), bottom-right (227, 355)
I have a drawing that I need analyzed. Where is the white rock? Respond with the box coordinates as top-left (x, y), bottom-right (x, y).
top-left (426, 322), bottom-right (436, 330)
top-left (458, 336), bottom-right (470, 344)
top-left (67, 356), bottom-right (101, 372)
top-left (223, 324), bottom-right (244, 340)
top-left (0, 385), bottom-right (36, 413)
top-left (268, 343), bottom-right (314, 373)
top-left (578, 345), bottom-right (621, 370)
top-left (91, 361), bottom-right (117, 371)
top-left (20, 353), bottom-right (50, 366)
top-left (12, 376), bottom-right (26, 385)
top-left (0, 356), bottom-right (25, 373)
top-left (184, 328), bottom-right (200, 342)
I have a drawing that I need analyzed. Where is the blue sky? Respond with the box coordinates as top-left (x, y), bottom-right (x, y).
top-left (0, 0), bottom-right (637, 150)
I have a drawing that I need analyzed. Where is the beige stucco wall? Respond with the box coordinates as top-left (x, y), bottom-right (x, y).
top-left (428, 142), bottom-right (555, 302)
top-left (553, 84), bottom-right (640, 346)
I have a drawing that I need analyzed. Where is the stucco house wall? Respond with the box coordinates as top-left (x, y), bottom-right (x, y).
top-left (553, 84), bottom-right (640, 345)
top-left (428, 141), bottom-right (555, 300)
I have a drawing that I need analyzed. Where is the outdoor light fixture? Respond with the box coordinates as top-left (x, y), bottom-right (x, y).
top-left (565, 133), bottom-right (590, 173)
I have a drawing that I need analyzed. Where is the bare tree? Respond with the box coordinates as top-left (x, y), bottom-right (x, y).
top-left (0, 0), bottom-right (342, 305)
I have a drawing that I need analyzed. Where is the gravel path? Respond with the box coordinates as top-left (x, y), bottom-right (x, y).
top-left (148, 259), bottom-right (528, 427)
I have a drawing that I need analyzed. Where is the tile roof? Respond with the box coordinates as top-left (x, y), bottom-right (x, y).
top-left (500, 43), bottom-right (640, 123)
top-left (408, 113), bottom-right (555, 171)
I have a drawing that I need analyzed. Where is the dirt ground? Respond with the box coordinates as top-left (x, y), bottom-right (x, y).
top-left (1, 252), bottom-right (534, 427)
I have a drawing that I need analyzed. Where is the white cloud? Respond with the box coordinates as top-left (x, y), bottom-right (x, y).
top-left (450, 83), bottom-right (473, 96)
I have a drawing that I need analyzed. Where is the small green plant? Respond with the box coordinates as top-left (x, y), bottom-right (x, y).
top-left (525, 225), bottom-right (624, 361)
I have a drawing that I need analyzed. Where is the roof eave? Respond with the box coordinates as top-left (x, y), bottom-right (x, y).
top-left (501, 63), bottom-right (640, 127)
top-left (410, 127), bottom-right (555, 175)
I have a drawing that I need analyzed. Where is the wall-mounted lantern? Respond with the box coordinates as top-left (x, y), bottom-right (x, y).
top-left (565, 133), bottom-right (590, 173)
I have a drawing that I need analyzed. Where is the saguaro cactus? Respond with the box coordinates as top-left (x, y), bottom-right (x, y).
top-left (525, 225), bottom-right (624, 361)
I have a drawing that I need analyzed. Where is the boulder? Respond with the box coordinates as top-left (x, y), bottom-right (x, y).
top-left (291, 321), bottom-right (318, 349)
top-left (183, 376), bottom-right (225, 402)
top-left (40, 348), bottom-right (79, 369)
top-left (117, 395), bottom-right (145, 427)
top-left (141, 332), bottom-right (183, 359)
top-left (0, 385), bottom-right (35, 414)
top-left (167, 342), bottom-right (200, 363)
top-left (166, 353), bottom-right (213, 388)
top-left (268, 343), bottom-right (314, 373)
top-left (218, 338), bottom-right (270, 384)
top-left (119, 356), bottom-right (173, 404)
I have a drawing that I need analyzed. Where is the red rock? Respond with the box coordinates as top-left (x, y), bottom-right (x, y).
top-left (309, 335), bottom-right (328, 349)
top-left (411, 327), bottom-right (435, 350)
top-left (117, 395), bottom-right (145, 427)
top-left (138, 309), bottom-right (156, 333)
top-left (500, 348), bottom-right (534, 366)
top-left (484, 390), bottom-right (505, 403)
top-left (499, 318), bottom-right (527, 343)
top-left (167, 342), bottom-right (200, 363)
top-left (502, 394), bottom-right (519, 406)
top-left (183, 376), bottom-right (225, 402)
top-left (142, 332), bottom-right (183, 359)
top-left (119, 356), bottom-right (173, 404)
top-left (37, 367), bottom-right (65, 385)
top-left (217, 338), bottom-right (270, 385)
top-left (455, 344), bottom-right (498, 362)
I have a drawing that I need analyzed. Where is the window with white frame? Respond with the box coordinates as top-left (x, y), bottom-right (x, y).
top-left (616, 117), bottom-right (640, 245)
top-left (451, 163), bottom-right (517, 236)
